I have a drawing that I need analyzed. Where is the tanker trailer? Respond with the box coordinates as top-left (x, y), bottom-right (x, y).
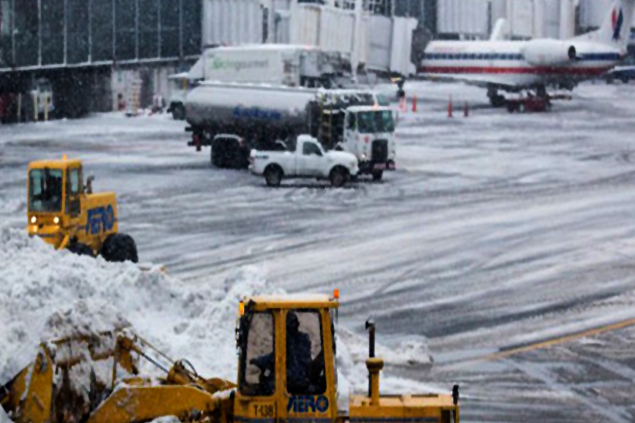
top-left (185, 82), bottom-right (396, 179)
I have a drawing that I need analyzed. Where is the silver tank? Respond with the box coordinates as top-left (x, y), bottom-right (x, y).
top-left (185, 82), bottom-right (319, 130)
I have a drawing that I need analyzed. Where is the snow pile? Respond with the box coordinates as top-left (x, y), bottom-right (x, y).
top-left (0, 227), bottom-right (283, 384)
top-left (0, 226), bottom-right (434, 406)
top-left (337, 327), bottom-right (432, 368)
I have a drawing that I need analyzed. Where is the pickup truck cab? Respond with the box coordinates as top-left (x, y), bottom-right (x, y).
top-left (250, 135), bottom-right (359, 188)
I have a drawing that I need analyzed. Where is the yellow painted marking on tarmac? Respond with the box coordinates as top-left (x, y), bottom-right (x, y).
top-left (484, 317), bottom-right (635, 362)
top-left (444, 317), bottom-right (635, 371)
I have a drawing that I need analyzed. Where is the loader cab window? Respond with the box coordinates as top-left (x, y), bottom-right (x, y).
top-left (303, 142), bottom-right (323, 157)
top-left (241, 312), bottom-right (275, 396)
top-left (29, 168), bottom-right (63, 212)
top-left (286, 310), bottom-right (326, 395)
top-left (66, 168), bottom-right (82, 216)
top-left (68, 168), bottom-right (81, 195)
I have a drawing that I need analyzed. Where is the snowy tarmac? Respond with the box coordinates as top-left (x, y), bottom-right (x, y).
top-left (2, 81), bottom-right (635, 421)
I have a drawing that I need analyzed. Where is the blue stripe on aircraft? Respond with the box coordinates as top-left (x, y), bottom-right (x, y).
top-left (423, 52), bottom-right (621, 61)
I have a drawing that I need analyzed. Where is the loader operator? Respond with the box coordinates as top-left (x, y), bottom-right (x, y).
top-left (250, 312), bottom-right (319, 395)
top-left (285, 311), bottom-right (312, 394)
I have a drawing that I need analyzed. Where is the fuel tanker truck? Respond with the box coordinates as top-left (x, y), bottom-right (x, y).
top-left (185, 82), bottom-right (396, 180)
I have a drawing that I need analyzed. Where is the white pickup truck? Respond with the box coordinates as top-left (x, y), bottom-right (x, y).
top-left (249, 135), bottom-right (359, 188)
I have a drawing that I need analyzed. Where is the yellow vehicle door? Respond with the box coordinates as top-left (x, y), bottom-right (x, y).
top-left (234, 310), bottom-right (278, 423)
top-left (64, 165), bottom-right (86, 243)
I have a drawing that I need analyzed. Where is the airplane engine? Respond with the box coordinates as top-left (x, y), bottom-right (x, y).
top-left (522, 40), bottom-right (577, 67)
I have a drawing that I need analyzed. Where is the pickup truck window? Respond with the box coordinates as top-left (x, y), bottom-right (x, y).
top-left (303, 142), bottom-right (323, 156)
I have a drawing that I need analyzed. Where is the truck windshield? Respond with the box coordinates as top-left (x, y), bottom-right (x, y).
top-left (29, 168), bottom-right (63, 212)
top-left (357, 111), bottom-right (395, 134)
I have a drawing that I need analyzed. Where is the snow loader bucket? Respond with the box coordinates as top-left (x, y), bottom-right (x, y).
top-left (1, 330), bottom-right (235, 423)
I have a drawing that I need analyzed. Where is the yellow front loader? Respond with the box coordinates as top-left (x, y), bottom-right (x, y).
top-left (1, 293), bottom-right (459, 423)
top-left (26, 157), bottom-right (138, 262)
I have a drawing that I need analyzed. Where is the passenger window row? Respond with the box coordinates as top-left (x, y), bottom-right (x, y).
top-left (424, 53), bottom-right (524, 61)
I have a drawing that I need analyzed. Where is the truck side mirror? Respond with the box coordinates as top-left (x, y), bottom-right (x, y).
top-left (85, 175), bottom-right (95, 194)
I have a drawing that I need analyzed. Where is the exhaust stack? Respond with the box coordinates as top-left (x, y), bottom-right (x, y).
top-left (365, 319), bottom-right (384, 406)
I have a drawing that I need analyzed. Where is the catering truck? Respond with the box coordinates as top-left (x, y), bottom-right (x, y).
top-left (184, 45), bottom-right (347, 88)
top-left (185, 82), bottom-right (395, 180)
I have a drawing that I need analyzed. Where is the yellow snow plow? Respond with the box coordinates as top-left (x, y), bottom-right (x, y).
top-left (1, 293), bottom-right (460, 423)
top-left (27, 157), bottom-right (138, 262)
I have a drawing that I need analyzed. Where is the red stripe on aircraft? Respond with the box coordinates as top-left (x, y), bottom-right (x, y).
top-left (419, 66), bottom-right (610, 76)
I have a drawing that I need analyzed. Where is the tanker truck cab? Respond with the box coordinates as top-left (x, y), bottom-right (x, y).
top-left (341, 106), bottom-right (396, 181)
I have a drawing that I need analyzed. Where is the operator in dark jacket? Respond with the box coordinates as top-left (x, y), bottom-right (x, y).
top-left (286, 312), bottom-right (312, 394)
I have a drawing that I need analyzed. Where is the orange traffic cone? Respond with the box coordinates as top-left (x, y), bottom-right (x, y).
top-left (448, 96), bottom-right (453, 118)
top-left (464, 101), bottom-right (469, 117)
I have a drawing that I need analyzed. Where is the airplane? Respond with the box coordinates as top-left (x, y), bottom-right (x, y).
top-left (419, 0), bottom-right (635, 107)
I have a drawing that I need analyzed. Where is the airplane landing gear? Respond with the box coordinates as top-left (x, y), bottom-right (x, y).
top-left (487, 87), bottom-right (507, 108)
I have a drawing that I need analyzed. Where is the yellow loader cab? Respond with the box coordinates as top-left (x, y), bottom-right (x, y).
top-left (26, 157), bottom-right (138, 262)
top-left (235, 293), bottom-right (460, 423)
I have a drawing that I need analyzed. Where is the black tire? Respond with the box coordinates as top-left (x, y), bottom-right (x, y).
top-left (211, 144), bottom-right (221, 167)
top-left (171, 104), bottom-right (185, 120)
top-left (264, 166), bottom-right (283, 187)
top-left (329, 167), bottom-right (348, 188)
top-left (490, 94), bottom-right (506, 108)
top-left (507, 103), bottom-right (515, 113)
top-left (372, 170), bottom-right (383, 181)
top-left (622, 77), bottom-right (629, 84)
top-left (101, 233), bottom-right (139, 263)
top-left (68, 242), bottom-right (95, 257)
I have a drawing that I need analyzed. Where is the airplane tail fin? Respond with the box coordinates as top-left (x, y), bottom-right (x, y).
top-left (592, 0), bottom-right (634, 49)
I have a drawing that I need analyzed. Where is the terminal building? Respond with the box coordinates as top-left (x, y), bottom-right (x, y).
top-left (0, 0), bottom-right (632, 121)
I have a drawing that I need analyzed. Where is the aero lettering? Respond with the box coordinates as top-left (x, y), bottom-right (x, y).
top-left (287, 395), bottom-right (329, 414)
top-left (86, 205), bottom-right (115, 235)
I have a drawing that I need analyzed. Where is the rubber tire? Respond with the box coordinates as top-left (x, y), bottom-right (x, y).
top-left (101, 233), bottom-right (139, 263)
top-left (507, 103), bottom-right (515, 113)
top-left (264, 166), bottom-right (283, 187)
top-left (171, 104), bottom-right (185, 120)
top-left (622, 77), bottom-right (629, 84)
top-left (490, 95), bottom-right (506, 108)
top-left (330, 167), bottom-right (348, 188)
top-left (211, 145), bottom-right (221, 168)
top-left (372, 170), bottom-right (383, 181)
top-left (68, 242), bottom-right (95, 257)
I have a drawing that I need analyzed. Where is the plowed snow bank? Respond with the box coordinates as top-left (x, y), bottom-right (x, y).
top-left (0, 226), bottom-right (434, 408)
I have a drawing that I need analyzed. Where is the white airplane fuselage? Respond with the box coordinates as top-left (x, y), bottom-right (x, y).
top-left (419, 0), bottom-right (634, 95)
top-left (420, 40), bottom-right (623, 91)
